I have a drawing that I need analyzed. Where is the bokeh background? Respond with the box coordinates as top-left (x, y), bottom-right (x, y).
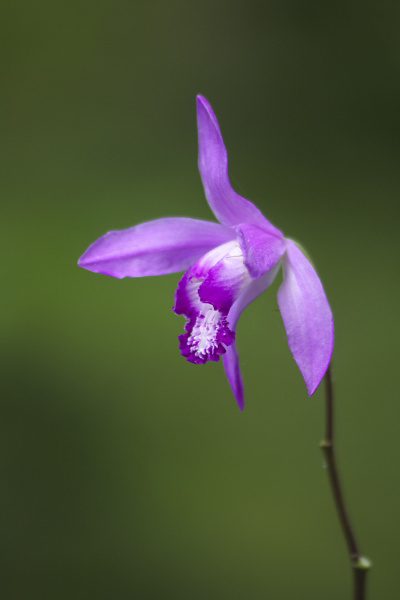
top-left (2, 1), bottom-right (400, 598)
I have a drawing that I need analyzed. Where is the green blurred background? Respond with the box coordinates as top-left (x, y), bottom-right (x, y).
top-left (2, 1), bottom-right (399, 598)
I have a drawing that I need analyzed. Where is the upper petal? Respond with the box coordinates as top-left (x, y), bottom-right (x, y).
top-left (78, 217), bottom-right (235, 278)
top-left (197, 96), bottom-right (282, 236)
top-left (277, 239), bottom-right (334, 395)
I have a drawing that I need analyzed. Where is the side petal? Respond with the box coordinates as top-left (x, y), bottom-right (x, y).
top-left (78, 217), bottom-right (235, 278)
top-left (223, 344), bottom-right (244, 411)
top-left (277, 239), bottom-right (334, 396)
top-left (236, 223), bottom-right (286, 279)
top-left (223, 263), bottom-right (282, 411)
top-left (197, 96), bottom-right (282, 236)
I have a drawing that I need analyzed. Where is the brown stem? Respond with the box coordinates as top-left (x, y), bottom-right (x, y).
top-left (320, 364), bottom-right (371, 599)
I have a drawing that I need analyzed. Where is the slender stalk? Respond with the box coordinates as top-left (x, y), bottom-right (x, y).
top-left (319, 364), bottom-right (371, 600)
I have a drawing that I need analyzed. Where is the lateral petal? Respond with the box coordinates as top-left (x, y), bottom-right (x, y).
top-left (277, 240), bottom-right (334, 395)
top-left (78, 217), bottom-right (234, 278)
top-left (197, 96), bottom-right (282, 236)
top-left (236, 223), bottom-right (285, 279)
top-left (223, 344), bottom-right (244, 411)
top-left (223, 263), bottom-right (282, 411)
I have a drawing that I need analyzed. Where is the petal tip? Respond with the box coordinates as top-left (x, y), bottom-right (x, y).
top-left (196, 95), bottom-right (216, 125)
top-left (306, 330), bottom-right (334, 397)
top-left (77, 254), bottom-right (88, 268)
top-left (196, 94), bottom-right (209, 108)
top-left (307, 380), bottom-right (321, 397)
top-left (77, 252), bottom-right (90, 269)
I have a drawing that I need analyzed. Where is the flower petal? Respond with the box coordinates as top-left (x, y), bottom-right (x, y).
top-left (236, 223), bottom-right (286, 279)
top-left (198, 241), bottom-right (250, 314)
top-left (223, 344), bottom-right (244, 411)
top-left (227, 262), bottom-right (282, 331)
top-left (197, 96), bottom-right (282, 236)
top-left (174, 240), bottom-right (240, 317)
top-left (174, 240), bottom-right (244, 364)
top-left (223, 263), bottom-right (282, 410)
top-left (78, 217), bottom-right (235, 278)
top-left (277, 239), bottom-right (334, 395)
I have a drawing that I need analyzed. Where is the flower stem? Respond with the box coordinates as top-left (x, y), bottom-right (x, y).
top-left (319, 364), bottom-right (371, 600)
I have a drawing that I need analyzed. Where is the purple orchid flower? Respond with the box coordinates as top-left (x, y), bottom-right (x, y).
top-left (78, 96), bottom-right (334, 410)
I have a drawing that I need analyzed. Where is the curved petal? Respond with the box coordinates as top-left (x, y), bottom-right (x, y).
top-left (236, 223), bottom-right (285, 279)
top-left (173, 240), bottom-right (240, 317)
top-left (223, 263), bottom-right (282, 411)
top-left (223, 344), bottom-right (244, 411)
top-left (198, 241), bottom-right (250, 314)
top-left (277, 239), bottom-right (334, 396)
top-left (197, 96), bottom-right (282, 236)
top-left (78, 217), bottom-right (235, 278)
top-left (174, 240), bottom-right (245, 364)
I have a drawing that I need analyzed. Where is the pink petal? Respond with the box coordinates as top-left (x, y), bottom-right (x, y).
top-left (277, 240), bottom-right (334, 395)
top-left (223, 344), bottom-right (244, 411)
top-left (78, 217), bottom-right (234, 278)
top-left (197, 96), bottom-right (282, 236)
top-left (236, 223), bottom-right (285, 279)
top-left (223, 264), bottom-right (282, 410)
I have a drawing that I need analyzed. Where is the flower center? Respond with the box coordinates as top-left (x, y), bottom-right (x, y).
top-left (178, 304), bottom-right (235, 364)
top-left (189, 306), bottom-right (224, 357)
